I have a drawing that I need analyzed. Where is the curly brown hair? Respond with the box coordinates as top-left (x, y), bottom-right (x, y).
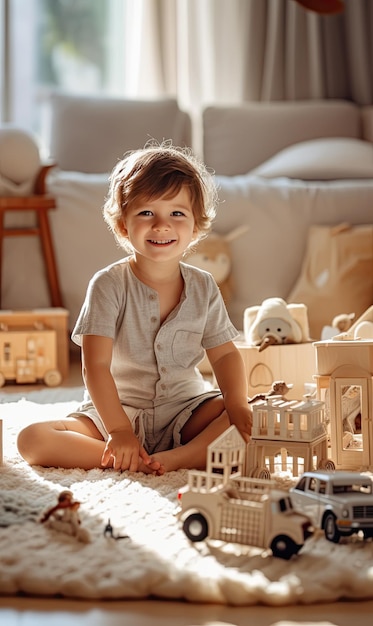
top-left (103, 142), bottom-right (217, 252)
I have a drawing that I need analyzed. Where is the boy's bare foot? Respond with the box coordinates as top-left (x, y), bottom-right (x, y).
top-left (148, 447), bottom-right (203, 473)
top-left (138, 457), bottom-right (166, 476)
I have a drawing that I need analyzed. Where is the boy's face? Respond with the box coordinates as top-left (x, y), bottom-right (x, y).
top-left (121, 188), bottom-right (198, 262)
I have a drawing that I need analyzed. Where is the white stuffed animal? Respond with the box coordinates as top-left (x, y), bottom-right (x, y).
top-left (244, 297), bottom-right (308, 351)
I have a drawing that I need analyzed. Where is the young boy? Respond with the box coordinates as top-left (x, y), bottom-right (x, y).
top-left (17, 144), bottom-right (252, 474)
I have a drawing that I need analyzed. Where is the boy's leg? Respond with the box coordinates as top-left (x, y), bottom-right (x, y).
top-left (17, 417), bottom-right (108, 469)
top-left (180, 396), bottom-right (226, 443)
top-left (152, 397), bottom-right (231, 472)
top-left (17, 417), bottom-right (164, 473)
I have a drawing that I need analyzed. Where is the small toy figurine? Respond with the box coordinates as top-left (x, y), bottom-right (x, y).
top-left (332, 312), bottom-right (355, 333)
top-left (103, 518), bottom-right (129, 540)
top-left (40, 490), bottom-right (90, 543)
top-left (248, 380), bottom-right (293, 404)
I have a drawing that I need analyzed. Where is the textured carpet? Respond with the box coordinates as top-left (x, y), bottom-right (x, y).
top-left (1, 398), bottom-right (373, 605)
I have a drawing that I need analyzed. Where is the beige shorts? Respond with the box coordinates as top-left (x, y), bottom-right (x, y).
top-left (68, 389), bottom-right (222, 454)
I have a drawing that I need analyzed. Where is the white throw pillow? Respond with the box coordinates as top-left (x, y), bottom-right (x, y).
top-left (250, 138), bottom-right (373, 180)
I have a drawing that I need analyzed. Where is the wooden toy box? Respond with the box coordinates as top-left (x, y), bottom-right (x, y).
top-left (235, 339), bottom-right (316, 400)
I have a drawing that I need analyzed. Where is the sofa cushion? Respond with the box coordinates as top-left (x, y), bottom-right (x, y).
top-left (203, 100), bottom-right (361, 175)
top-left (213, 175), bottom-right (373, 333)
top-left (249, 138), bottom-right (373, 180)
top-left (48, 94), bottom-right (192, 173)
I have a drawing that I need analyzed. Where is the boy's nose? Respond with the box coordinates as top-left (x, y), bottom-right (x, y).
top-left (153, 219), bottom-right (170, 231)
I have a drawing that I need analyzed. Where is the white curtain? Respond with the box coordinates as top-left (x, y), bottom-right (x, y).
top-left (122, 0), bottom-right (373, 112)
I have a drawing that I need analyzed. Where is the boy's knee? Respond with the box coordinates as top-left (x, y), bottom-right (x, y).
top-left (17, 423), bottom-right (46, 464)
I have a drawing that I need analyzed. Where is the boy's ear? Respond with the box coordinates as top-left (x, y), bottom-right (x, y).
top-left (118, 217), bottom-right (128, 237)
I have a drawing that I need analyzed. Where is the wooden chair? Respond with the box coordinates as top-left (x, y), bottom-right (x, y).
top-left (0, 164), bottom-right (63, 308)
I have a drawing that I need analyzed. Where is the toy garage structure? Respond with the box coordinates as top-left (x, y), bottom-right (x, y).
top-left (246, 396), bottom-right (333, 477)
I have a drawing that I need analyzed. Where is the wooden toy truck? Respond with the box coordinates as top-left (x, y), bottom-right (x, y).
top-left (177, 426), bottom-right (313, 559)
top-left (0, 322), bottom-right (62, 386)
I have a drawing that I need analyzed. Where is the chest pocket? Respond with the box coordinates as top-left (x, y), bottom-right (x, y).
top-left (172, 330), bottom-right (204, 368)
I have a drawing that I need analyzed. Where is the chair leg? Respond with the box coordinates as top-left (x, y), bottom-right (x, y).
top-left (37, 209), bottom-right (64, 307)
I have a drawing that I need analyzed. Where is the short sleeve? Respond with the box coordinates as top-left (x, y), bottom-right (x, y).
top-left (71, 266), bottom-right (125, 345)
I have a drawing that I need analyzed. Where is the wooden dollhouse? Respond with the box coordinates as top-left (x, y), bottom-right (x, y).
top-left (314, 338), bottom-right (373, 471)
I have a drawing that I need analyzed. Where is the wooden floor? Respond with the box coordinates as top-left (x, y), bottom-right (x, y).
top-left (2, 349), bottom-right (373, 625)
top-left (1, 597), bottom-right (373, 626)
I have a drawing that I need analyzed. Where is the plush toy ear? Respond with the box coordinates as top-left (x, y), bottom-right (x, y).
top-left (243, 305), bottom-right (261, 343)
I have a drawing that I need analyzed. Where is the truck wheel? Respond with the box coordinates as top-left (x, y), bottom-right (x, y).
top-left (324, 513), bottom-right (340, 543)
top-left (183, 513), bottom-right (208, 542)
top-left (44, 369), bottom-right (62, 387)
top-left (270, 535), bottom-right (299, 560)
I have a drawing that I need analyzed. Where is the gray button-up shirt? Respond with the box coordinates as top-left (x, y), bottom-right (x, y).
top-left (72, 257), bottom-right (239, 411)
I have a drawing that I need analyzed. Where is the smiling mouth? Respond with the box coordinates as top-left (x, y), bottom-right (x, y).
top-left (148, 239), bottom-right (174, 245)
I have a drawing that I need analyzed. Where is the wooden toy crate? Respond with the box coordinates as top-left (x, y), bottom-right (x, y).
top-left (235, 339), bottom-right (316, 400)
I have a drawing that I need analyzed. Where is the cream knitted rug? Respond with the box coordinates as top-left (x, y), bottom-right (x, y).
top-left (1, 397), bottom-right (373, 606)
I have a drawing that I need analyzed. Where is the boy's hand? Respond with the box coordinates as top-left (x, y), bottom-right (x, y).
top-left (101, 429), bottom-right (152, 471)
top-left (229, 406), bottom-right (253, 444)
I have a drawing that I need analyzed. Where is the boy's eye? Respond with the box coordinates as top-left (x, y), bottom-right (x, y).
top-left (138, 210), bottom-right (153, 216)
top-left (171, 211), bottom-right (185, 216)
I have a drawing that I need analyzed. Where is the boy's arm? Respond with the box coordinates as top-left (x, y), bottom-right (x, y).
top-left (81, 334), bottom-right (151, 470)
top-left (206, 341), bottom-right (252, 442)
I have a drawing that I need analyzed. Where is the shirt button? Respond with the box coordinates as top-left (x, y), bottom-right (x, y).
top-left (161, 384), bottom-right (166, 390)
top-left (161, 367), bottom-right (167, 373)
top-left (156, 344), bottom-right (162, 350)
top-left (149, 294), bottom-right (157, 301)
top-left (151, 316), bottom-right (157, 323)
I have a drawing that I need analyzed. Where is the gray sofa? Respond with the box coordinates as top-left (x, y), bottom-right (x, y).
top-left (3, 95), bottom-right (373, 339)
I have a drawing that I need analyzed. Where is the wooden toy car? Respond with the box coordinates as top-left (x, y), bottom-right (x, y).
top-left (290, 469), bottom-right (373, 543)
top-left (0, 322), bottom-right (62, 386)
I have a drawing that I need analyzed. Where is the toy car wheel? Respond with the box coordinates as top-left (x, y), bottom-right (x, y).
top-left (324, 513), bottom-right (340, 543)
top-left (44, 369), bottom-right (62, 387)
top-left (183, 513), bottom-right (208, 542)
top-left (270, 535), bottom-right (299, 560)
top-left (0, 372), bottom-right (4, 387)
